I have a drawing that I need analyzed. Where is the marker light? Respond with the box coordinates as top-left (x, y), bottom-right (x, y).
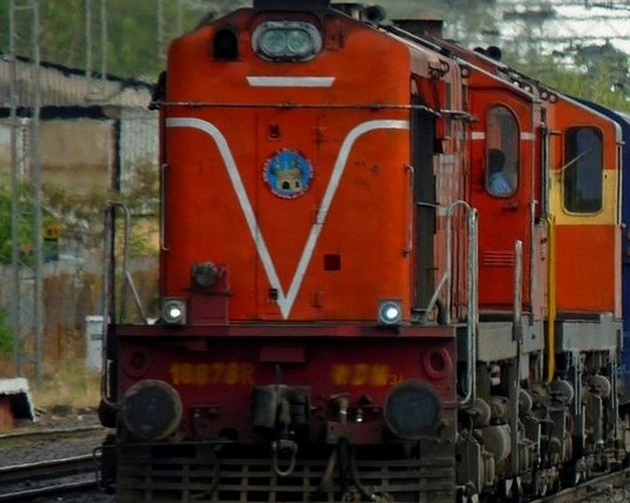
top-left (162, 298), bottom-right (186, 325)
top-left (377, 299), bottom-right (403, 326)
top-left (252, 21), bottom-right (322, 61)
top-left (191, 262), bottom-right (221, 288)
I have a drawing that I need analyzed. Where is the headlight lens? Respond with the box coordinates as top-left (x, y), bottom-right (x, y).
top-left (162, 297), bottom-right (186, 325)
top-left (253, 21), bottom-right (322, 61)
top-left (384, 379), bottom-right (442, 439)
top-left (377, 299), bottom-right (403, 326)
top-left (286, 29), bottom-right (312, 55)
top-left (259, 29), bottom-right (288, 56)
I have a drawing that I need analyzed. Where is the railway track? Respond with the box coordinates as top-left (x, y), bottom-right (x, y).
top-left (0, 454), bottom-right (99, 501)
top-left (0, 423), bottom-right (104, 441)
top-left (2, 452), bottom-right (627, 502)
top-left (527, 467), bottom-right (630, 503)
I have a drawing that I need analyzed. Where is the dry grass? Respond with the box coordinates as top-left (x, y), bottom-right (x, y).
top-left (0, 358), bottom-right (101, 410)
top-left (33, 360), bottom-right (101, 410)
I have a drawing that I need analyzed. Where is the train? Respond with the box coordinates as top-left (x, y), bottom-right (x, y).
top-left (97, 1), bottom-right (630, 502)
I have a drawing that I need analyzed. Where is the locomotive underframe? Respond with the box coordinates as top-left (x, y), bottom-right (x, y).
top-left (108, 439), bottom-right (456, 503)
top-left (455, 315), bottom-right (628, 498)
top-left (102, 324), bottom-right (459, 502)
top-left (103, 318), bottom-right (630, 501)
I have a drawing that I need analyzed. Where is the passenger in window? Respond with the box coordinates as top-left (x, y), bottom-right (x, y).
top-left (487, 148), bottom-right (512, 196)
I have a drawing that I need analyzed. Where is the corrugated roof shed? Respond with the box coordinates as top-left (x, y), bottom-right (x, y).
top-left (0, 54), bottom-right (154, 108)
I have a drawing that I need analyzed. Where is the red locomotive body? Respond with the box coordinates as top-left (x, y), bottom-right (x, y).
top-left (100, 2), bottom-right (630, 502)
top-left (101, 2), bottom-right (470, 502)
top-left (162, 12), bottom-right (415, 322)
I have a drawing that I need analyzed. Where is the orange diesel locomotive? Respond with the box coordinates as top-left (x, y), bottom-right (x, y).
top-left (99, 2), bottom-right (628, 502)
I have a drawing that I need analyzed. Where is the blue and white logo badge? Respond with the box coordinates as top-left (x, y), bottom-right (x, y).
top-left (263, 148), bottom-right (313, 199)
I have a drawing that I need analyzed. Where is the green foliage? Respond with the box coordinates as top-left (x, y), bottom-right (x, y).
top-left (124, 164), bottom-right (160, 259)
top-left (125, 162), bottom-right (160, 217)
top-left (43, 161), bottom-right (159, 258)
top-left (0, 0), bottom-right (246, 79)
top-left (0, 176), bottom-right (39, 266)
top-left (0, 161), bottom-right (158, 267)
top-left (1, 0), bottom-right (629, 104)
top-left (509, 52), bottom-right (630, 114)
top-left (128, 229), bottom-right (158, 258)
top-left (0, 308), bottom-right (13, 356)
top-left (0, 183), bottom-right (12, 265)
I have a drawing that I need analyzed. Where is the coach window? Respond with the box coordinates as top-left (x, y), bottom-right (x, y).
top-left (485, 105), bottom-right (518, 197)
top-left (563, 126), bottom-right (603, 213)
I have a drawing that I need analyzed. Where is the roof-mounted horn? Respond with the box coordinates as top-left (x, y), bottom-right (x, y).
top-left (333, 3), bottom-right (388, 25)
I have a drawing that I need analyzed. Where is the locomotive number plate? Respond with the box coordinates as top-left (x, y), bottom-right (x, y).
top-left (169, 362), bottom-right (255, 386)
top-left (330, 363), bottom-right (402, 386)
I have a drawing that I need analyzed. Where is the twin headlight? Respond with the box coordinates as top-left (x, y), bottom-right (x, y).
top-left (252, 21), bottom-right (322, 61)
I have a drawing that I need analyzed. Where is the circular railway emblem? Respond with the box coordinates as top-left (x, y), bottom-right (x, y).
top-left (263, 148), bottom-right (313, 199)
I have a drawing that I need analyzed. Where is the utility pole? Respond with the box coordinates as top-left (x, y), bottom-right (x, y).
top-left (158, 0), bottom-right (186, 61)
top-left (84, 0), bottom-right (108, 100)
top-left (9, 0), bottom-right (43, 387)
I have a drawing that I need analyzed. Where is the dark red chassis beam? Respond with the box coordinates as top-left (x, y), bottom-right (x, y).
top-left (111, 323), bottom-right (457, 339)
top-left (107, 322), bottom-right (459, 443)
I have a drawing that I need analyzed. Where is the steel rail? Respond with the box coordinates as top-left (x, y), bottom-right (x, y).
top-left (0, 453), bottom-right (97, 484)
top-left (0, 424), bottom-right (104, 440)
top-left (0, 453), bottom-right (99, 501)
top-left (528, 466), bottom-right (630, 503)
top-left (0, 479), bottom-right (96, 502)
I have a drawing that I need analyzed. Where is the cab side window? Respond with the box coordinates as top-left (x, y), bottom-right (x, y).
top-left (485, 105), bottom-right (519, 198)
top-left (563, 127), bottom-right (603, 213)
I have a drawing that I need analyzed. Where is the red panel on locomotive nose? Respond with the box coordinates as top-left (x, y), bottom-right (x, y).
top-left (162, 10), bottom-right (416, 322)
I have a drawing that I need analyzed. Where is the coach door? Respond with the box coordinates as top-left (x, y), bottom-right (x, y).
top-left (469, 92), bottom-right (535, 311)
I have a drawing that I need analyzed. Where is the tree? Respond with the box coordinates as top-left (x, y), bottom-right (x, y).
top-left (43, 161), bottom-right (160, 258)
top-left (0, 177), bottom-right (37, 265)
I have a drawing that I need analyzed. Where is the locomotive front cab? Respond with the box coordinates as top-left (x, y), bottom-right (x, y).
top-left (161, 5), bottom-right (414, 324)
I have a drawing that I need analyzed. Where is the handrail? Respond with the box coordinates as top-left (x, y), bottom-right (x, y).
top-left (103, 201), bottom-right (147, 324)
top-left (100, 201), bottom-right (147, 407)
top-left (462, 202), bottom-right (479, 405)
top-left (100, 202), bottom-right (116, 407)
top-left (159, 163), bottom-right (169, 252)
top-left (423, 200), bottom-right (478, 406)
top-left (513, 240), bottom-right (523, 331)
top-left (546, 215), bottom-right (557, 383)
top-left (511, 240), bottom-right (523, 475)
top-left (529, 200), bottom-right (538, 318)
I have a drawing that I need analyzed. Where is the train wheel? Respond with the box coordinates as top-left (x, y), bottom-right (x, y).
top-left (532, 468), bottom-right (548, 497)
top-left (456, 485), bottom-right (480, 503)
top-left (561, 458), bottom-right (585, 487)
top-left (500, 477), bottom-right (521, 501)
top-left (98, 433), bottom-right (116, 494)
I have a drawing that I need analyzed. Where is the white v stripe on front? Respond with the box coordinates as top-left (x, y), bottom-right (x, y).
top-left (166, 117), bottom-right (409, 319)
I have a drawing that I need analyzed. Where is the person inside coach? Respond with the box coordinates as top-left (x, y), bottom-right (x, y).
top-left (487, 148), bottom-right (512, 196)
